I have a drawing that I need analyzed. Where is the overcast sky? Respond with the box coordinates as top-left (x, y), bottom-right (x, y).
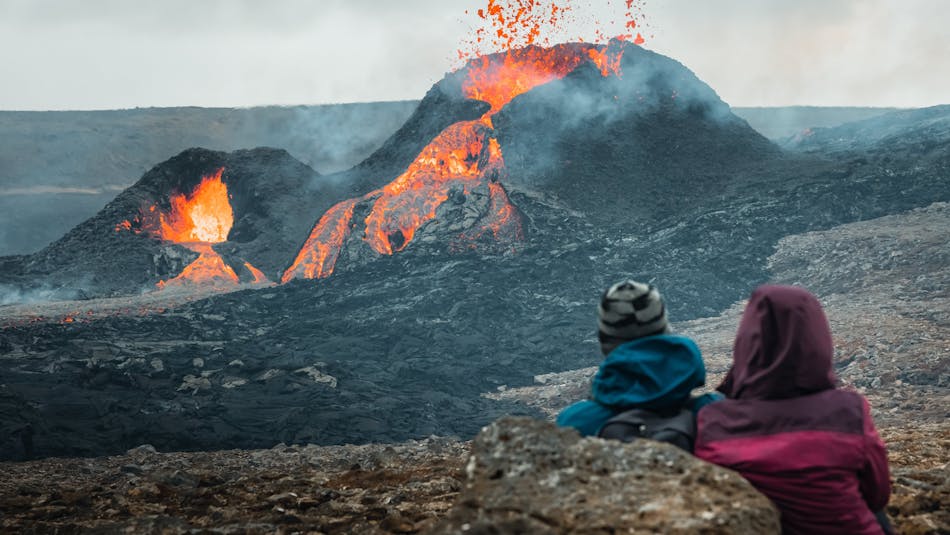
top-left (1, 0), bottom-right (947, 110)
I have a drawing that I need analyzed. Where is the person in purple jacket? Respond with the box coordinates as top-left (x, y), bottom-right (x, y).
top-left (695, 285), bottom-right (892, 535)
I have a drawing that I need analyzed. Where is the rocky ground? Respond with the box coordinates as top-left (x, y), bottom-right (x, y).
top-left (0, 424), bottom-right (943, 533)
top-left (432, 418), bottom-right (780, 534)
top-left (1, 203), bottom-right (947, 533)
top-left (0, 418), bottom-right (787, 534)
top-left (0, 437), bottom-right (470, 534)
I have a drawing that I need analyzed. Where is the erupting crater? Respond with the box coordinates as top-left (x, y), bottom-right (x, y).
top-left (116, 167), bottom-right (268, 289)
top-left (282, 42), bottom-right (626, 282)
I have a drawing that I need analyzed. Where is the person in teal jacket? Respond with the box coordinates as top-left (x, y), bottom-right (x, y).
top-left (557, 280), bottom-right (720, 437)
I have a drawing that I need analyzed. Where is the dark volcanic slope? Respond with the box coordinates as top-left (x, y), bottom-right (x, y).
top-left (0, 254), bottom-right (555, 458)
top-left (494, 44), bottom-right (779, 222)
top-left (1, 163), bottom-right (946, 460)
top-left (3, 148), bottom-right (324, 295)
top-left (734, 106), bottom-right (899, 140)
top-left (339, 77), bottom-right (491, 195)
top-left (0, 207), bottom-right (946, 534)
top-left (784, 104), bottom-right (950, 153)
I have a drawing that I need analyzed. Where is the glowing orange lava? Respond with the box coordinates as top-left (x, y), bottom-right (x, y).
top-left (462, 43), bottom-right (620, 116)
top-left (481, 181), bottom-right (524, 241)
top-left (157, 168), bottom-right (233, 243)
top-left (587, 44), bottom-right (625, 77)
top-left (453, 181), bottom-right (525, 252)
top-left (244, 262), bottom-right (269, 284)
top-left (281, 199), bottom-right (358, 281)
top-left (359, 43), bottom-right (620, 256)
top-left (458, 0), bottom-right (647, 63)
top-left (116, 167), bottom-right (243, 289)
top-left (156, 243), bottom-right (239, 290)
top-left (117, 167), bottom-right (233, 244)
top-left (363, 120), bottom-right (506, 255)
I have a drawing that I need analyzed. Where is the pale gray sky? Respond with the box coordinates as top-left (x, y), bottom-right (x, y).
top-left (0, 0), bottom-right (946, 110)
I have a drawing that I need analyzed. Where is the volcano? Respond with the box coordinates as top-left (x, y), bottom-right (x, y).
top-left (2, 41), bottom-right (777, 297)
top-left (2, 148), bottom-right (326, 296)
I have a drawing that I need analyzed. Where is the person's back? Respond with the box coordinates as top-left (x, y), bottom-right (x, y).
top-left (694, 285), bottom-right (890, 535)
top-left (557, 281), bottom-right (718, 440)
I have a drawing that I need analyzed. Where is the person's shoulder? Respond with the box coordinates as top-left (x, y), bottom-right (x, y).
top-left (556, 399), bottom-right (615, 436)
top-left (813, 387), bottom-right (868, 412)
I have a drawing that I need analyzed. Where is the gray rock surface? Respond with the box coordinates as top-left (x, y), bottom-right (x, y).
top-left (432, 417), bottom-right (780, 534)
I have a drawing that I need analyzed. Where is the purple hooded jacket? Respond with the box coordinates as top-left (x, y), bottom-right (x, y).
top-left (695, 285), bottom-right (890, 534)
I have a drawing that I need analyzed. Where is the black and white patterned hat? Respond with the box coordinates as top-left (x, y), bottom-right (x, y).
top-left (598, 280), bottom-right (670, 355)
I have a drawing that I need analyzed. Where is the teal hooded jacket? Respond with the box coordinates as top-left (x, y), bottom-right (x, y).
top-left (556, 334), bottom-right (721, 437)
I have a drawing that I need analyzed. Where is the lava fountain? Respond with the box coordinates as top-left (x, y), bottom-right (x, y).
top-left (117, 168), bottom-right (267, 289)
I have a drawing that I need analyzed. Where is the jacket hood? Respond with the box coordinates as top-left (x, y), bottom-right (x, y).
top-left (718, 285), bottom-right (837, 400)
top-left (591, 334), bottom-right (706, 410)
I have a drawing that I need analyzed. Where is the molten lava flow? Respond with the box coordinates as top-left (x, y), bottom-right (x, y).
top-left (244, 262), bottom-right (269, 284)
top-left (360, 43), bottom-right (621, 256)
top-left (156, 244), bottom-right (239, 290)
top-left (453, 181), bottom-right (525, 252)
top-left (363, 121), bottom-right (505, 255)
top-left (281, 199), bottom-right (358, 281)
top-left (118, 167), bottom-right (233, 245)
top-left (115, 167), bottom-right (234, 244)
top-left (587, 46), bottom-right (624, 77)
top-left (481, 182), bottom-right (524, 241)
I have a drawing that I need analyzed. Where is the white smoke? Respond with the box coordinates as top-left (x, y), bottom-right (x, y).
top-left (0, 284), bottom-right (82, 306)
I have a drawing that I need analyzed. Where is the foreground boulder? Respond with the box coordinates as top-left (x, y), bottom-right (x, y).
top-left (432, 417), bottom-right (779, 534)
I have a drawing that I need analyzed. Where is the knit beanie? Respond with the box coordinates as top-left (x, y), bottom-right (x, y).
top-left (598, 280), bottom-right (670, 355)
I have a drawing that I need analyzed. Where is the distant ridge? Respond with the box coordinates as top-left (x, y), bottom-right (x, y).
top-left (732, 106), bottom-right (900, 139)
